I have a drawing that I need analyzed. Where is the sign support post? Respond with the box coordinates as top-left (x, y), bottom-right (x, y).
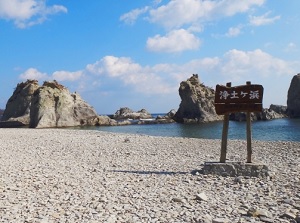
top-left (246, 111), bottom-right (252, 162)
top-left (246, 81), bottom-right (252, 163)
top-left (220, 82), bottom-right (231, 163)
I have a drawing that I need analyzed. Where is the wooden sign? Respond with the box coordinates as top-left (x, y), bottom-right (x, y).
top-left (215, 82), bottom-right (263, 115)
top-left (215, 82), bottom-right (264, 163)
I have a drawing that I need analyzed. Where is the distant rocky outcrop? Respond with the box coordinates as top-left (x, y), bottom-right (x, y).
top-left (173, 74), bottom-right (223, 123)
top-left (287, 73), bottom-right (300, 118)
top-left (1, 80), bottom-right (115, 128)
top-left (139, 109), bottom-right (176, 124)
top-left (156, 109), bottom-right (176, 120)
top-left (229, 104), bottom-right (287, 121)
top-left (112, 107), bottom-right (152, 120)
top-left (29, 80), bottom-right (101, 128)
top-left (269, 104), bottom-right (287, 115)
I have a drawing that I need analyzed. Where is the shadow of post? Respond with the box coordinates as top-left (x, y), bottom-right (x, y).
top-left (109, 170), bottom-right (189, 175)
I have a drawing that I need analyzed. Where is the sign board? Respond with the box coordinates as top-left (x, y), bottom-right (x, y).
top-left (215, 83), bottom-right (263, 115)
top-left (215, 81), bottom-right (264, 163)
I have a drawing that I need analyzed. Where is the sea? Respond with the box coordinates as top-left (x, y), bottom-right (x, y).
top-left (74, 114), bottom-right (300, 142)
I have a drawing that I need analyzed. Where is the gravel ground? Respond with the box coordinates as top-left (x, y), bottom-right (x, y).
top-left (0, 128), bottom-right (299, 223)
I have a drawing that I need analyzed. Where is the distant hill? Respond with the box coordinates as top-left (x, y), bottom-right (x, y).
top-left (0, 109), bottom-right (4, 118)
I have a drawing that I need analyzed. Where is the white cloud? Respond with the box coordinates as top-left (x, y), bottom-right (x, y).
top-left (52, 71), bottom-right (83, 82)
top-left (0, 0), bottom-right (67, 28)
top-left (153, 0), bottom-right (162, 5)
top-left (249, 11), bottom-right (280, 26)
top-left (215, 0), bottom-right (265, 17)
top-left (120, 0), bottom-right (268, 54)
top-left (146, 29), bottom-right (201, 53)
top-left (85, 49), bottom-right (299, 96)
top-left (87, 56), bottom-right (142, 78)
top-left (18, 49), bottom-right (299, 108)
top-left (149, 0), bottom-right (213, 28)
top-left (220, 49), bottom-right (294, 80)
top-left (284, 42), bottom-right (298, 52)
top-left (148, 0), bottom-right (265, 28)
top-left (19, 68), bottom-right (83, 82)
top-left (120, 6), bottom-right (149, 25)
top-left (19, 68), bottom-right (48, 80)
top-left (225, 26), bottom-right (242, 37)
top-left (86, 56), bottom-right (175, 94)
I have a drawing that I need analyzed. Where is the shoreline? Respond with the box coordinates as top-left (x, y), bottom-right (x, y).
top-left (0, 128), bottom-right (299, 222)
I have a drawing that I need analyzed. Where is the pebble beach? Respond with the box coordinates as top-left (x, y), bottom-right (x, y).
top-left (0, 128), bottom-right (299, 223)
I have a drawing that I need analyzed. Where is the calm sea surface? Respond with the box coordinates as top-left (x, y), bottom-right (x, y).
top-left (75, 117), bottom-right (300, 142)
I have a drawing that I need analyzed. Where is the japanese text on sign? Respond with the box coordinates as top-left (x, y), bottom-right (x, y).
top-left (214, 83), bottom-right (264, 115)
top-left (215, 84), bottom-right (263, 104)
top-left (219, 90), bottom-right (260, 100)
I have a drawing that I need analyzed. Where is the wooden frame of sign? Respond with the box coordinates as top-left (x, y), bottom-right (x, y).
top-left (214, 81), bottom-right (264, 163)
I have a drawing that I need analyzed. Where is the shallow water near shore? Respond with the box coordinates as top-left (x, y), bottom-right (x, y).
top-left (74, 118), bottom-right (300, 142)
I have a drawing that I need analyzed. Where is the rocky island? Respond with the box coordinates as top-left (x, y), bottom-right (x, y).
top-left (0, 80), bottom-right (175, 128)
top-left (287, 73), bottom-right (300, 118)
top-left (173, 74), bottom-right (223, 123)
top-left (0, 80), bottom-right (117, 128)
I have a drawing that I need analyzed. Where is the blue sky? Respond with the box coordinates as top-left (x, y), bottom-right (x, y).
top-left (1, 0), bottom-right (300, 114)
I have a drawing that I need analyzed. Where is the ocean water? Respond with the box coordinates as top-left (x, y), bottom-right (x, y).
top-left (76, 117), bottom-right (300, 142)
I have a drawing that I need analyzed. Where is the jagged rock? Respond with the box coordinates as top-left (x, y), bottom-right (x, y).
top-left (287, 73), bottom-right (300, 118)
top-left (156, 109), bottom-right (176, 120)
top-left (1, 80), bottom-right (114, 128)
top-left (230, 104), bottom-right (287, 121)
top-left (138, 109), bottom-right (175, 124)
top-left (269, 104), bottom-right (287, 114)
top-left (86, 115), bottom-right (118, 126)
top-left (229, 112), bottom-right (256, 122)
top-left (165, 109), bottom-right (176, 119)
top-left (258, 107), bottom-right (287, 120)
top-left (112, 107), bottom-right (152, 120)
top-left (29, 80), bottom-right (98, 128)
top-left (1, 80), bottom-right (39, 125)
top-left (173, 74), bottom-right (223, 123)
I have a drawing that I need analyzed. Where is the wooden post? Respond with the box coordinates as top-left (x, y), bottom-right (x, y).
top-left (220, 82), bottom-right (231, 163)
top-left (246, 81), bottom-right (252, 163)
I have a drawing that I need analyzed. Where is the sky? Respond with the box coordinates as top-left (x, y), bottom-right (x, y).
top-left (1, 0), bottom-right (300, 115)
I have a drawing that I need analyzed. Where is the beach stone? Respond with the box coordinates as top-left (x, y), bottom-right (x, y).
top-left (295, 214), bottom-right (300, 223)
top-left (293, 203), bottom-right (300, 210)
top-left (280, 211), bottom-right (296, 219)
top-left (259, 216), bottom-right (274, 223)
top-left (172, 197), bottom-right (184, 203)
top-left (212, 218), bottom-right (230, 223)
top-left (283, 198), bottom-right (294, 205)
top-left (203, 214), bottom-right (213, 222)
top-left (235, 176), bottom-right (244, 184)
top-left (247, 208), bottom-right (270, 217)
top-left (196, 192), bottom-right (208, 201)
